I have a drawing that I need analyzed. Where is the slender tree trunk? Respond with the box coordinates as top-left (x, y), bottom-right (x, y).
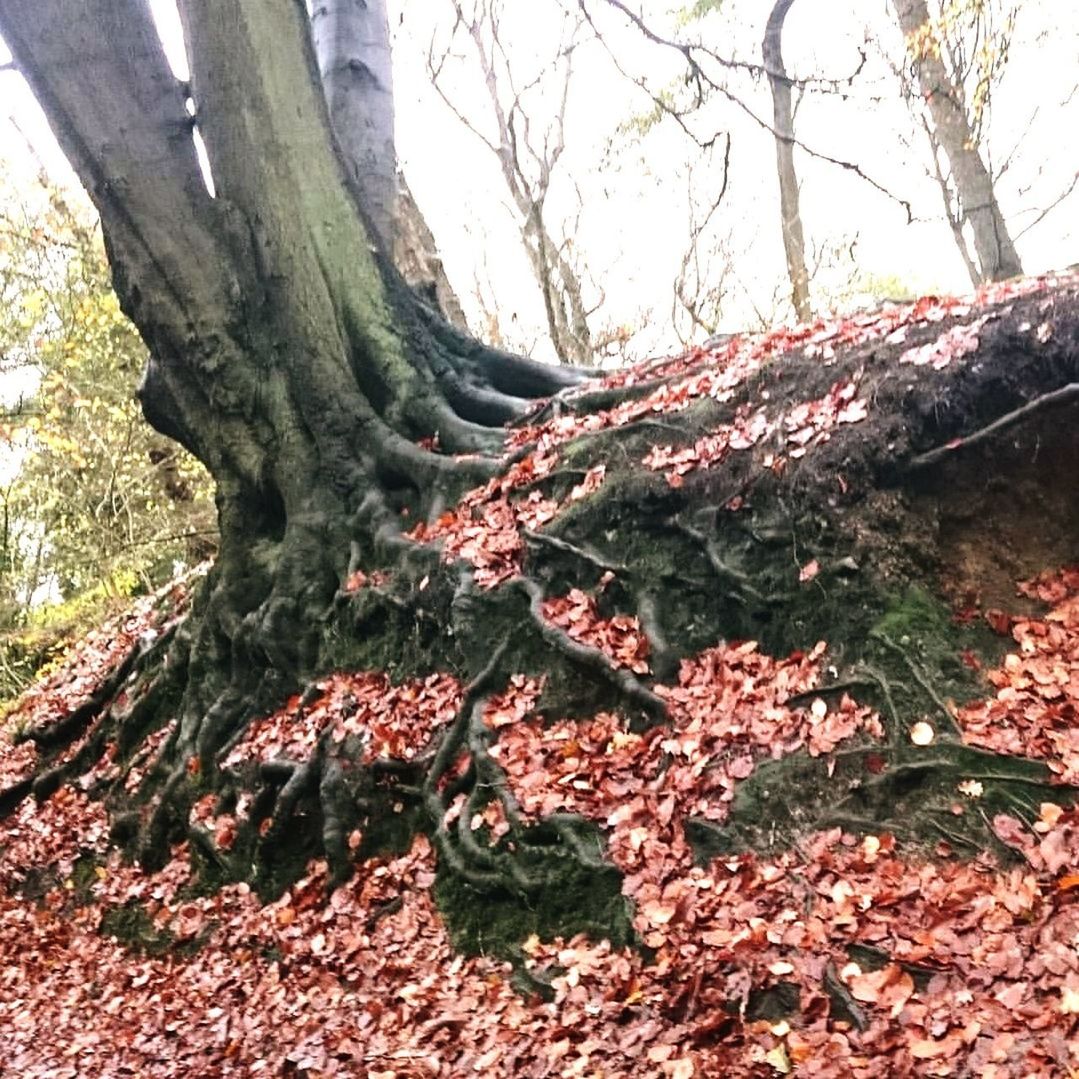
top-left (920, 117), bottom-right (982, 289)
top-left (763, 0), bottom-right (811, 323)
top-left (433, 3), bottom-right (594, 365)
top-left (311, 0), bottom-right (467, 327)
top-left (522, 210), bottom-right (593, 366)
top-left (894, 0), bottom-right (1023, 282)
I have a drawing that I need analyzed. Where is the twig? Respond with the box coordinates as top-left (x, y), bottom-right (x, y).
top-left (784, 678), bottom-right (875, 708)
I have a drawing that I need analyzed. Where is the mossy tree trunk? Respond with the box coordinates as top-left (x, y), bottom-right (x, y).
top-left (0, 0), bottom-right (584, 856)
top-left (310, 0), bottom-right (468, 326)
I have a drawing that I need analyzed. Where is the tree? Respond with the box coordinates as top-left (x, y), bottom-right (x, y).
top-left (428, 0), bottom-right (598, 364)
top-left (0, 165), bottom-right (213, 698)
top-left (3, 6), bottom-right (1079, 1068)
top-left (580, 0), bottom-right (898, 329)
top-left (763, 0), bottom-right (811, 321)
top-left (893, 0), bottom-right (1023, 282)
top-left (311, 0), bottom-right (468, 327)
top-left (0, 0), bottom-right (585, 849)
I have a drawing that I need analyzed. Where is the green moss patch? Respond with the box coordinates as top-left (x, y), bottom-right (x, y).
top-left (435, 821), bottom-right (632, 960)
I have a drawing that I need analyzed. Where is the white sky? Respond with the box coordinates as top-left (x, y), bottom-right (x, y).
top-left (1, 1), bottom-right (1077, 363)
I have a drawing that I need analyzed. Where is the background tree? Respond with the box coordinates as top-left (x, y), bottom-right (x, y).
top-left (892, 0), bottom-right (1023, 282)
top-left (580, 0), bottom-right (890, 328)
top-left (428, 0), bottom-right (598, 365)
top-left (763, 0), bottom-right (811, 321)
top-left (0, 165), bottom-right (214, 696)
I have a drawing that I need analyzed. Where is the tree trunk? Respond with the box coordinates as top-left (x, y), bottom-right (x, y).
top-left (763, 0), bottom-right (812, 322)
top-left (894, 0), bottom-right (1023, 282)
top-left (921, 116), bottom-right (983, 289)
top-left (310, 0), bottom-right (397, 249)
top-left (311, 0), bottom-right (468, 327)
top-left (394, 173), bottom-right (471, 330)
top-left (522, 207), bottom-right (594, 366)
top-left (0, 0), bottom-right (583, 862)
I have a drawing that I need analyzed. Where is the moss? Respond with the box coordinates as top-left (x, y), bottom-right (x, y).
top-left (255, 810), bottom-right (325, 903)
top-left (687, 741), bottom-right (1074, 863)
top-left (869, 587), bottom-right (1004, 709)
top-left (68, 852), bottom-right (103, 904)
top-left (435, 820), bottom-right (633, 960)
top-left (872, 586), bottom-right (950, 642)
top-left (99, 901), bottom-right (177, 956)
top-left (356, 797), bottom-right (427, 862)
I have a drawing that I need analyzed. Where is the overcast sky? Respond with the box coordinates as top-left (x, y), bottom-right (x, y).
top-left (2, 1), bottom-right (1077, 362)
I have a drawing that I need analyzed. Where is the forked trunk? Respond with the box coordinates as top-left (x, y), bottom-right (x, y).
top-left (0, 0), bottom-right (583, 859)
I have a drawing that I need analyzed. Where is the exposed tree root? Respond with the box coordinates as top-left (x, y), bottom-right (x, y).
top-left (908, 382), bottom-right (1079, 470)
top-left (416, 644), bottom-right (549, 895)
top-left (515, 577), bottom-right (668, 728)
top-left (869, 630), bottom-right (962, 737)
top-left (687, 741), bottom-right (1078, 864)
top-left (521, 528), bottom-right (627, 575)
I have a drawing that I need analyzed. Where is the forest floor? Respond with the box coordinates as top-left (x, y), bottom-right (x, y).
top-left (2, 272), bottom-right (1079, 1077)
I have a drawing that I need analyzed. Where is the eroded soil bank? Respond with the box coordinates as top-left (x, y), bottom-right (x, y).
top-left (2, 272), bottom-right (1079, 1076)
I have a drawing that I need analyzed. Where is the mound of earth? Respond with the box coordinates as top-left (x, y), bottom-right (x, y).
top-left (2, 271), bottom-right (1079, 1076)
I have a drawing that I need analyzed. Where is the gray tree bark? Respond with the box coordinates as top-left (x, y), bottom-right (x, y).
top-left (310, 0), bottom-right (397, 248)
top-left (763, 0), bottom-right (812, 323)
top-left (894, 0), bottom-right (1023, 282)
top-left (395, 174), bottom-right (471, 330)
top-left (0, 0), bottom-right (583, 835)
top-left (310, 0), bottom-right (468, 327)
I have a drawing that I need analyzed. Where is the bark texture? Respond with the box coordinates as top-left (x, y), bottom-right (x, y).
top-left (763, 0), bottom-right (812, 322)
top-left (0, 0), bottom-right (584, 866)
top-left (311, 0), bottom-right (468, 326)
top-left (311, 0), bottom-right (397, 248)
top-left (895, 0), bottom-right (1023, 282)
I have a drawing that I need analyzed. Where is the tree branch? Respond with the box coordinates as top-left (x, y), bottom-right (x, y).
top-left (0, 0), bottom-right (224, 313)
top-left (579, 0), bottom-right (912, 220)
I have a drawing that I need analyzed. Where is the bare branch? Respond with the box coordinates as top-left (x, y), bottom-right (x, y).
top-left (578, 0), bottom-right (912, 219)
top-left (429, 0), bottom-right (596, 364)
top-left (1014, 172), bottom-right (1079, 241)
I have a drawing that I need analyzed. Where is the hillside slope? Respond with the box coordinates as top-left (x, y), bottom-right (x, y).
top-left (2, 272), bottom-right (1079, 1076)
